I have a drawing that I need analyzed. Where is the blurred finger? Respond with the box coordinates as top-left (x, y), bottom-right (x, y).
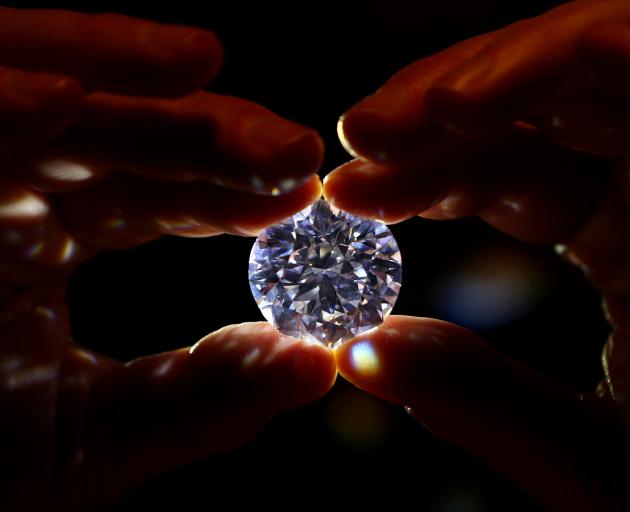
top-left (8, 91), bottom-right (323, 195)
top-left (85, 322), bottom-right (336, 507)
top-left (578, 20), bottom-right (630, 102)
top-left (324, 129), bottom-right (605, 243)
top-left (0, 176), bottom-right (51, 227)
top-left (426, 1), bottom-right (630, 132)
top-left (0, 176), bottom-right (87, 282)
top-left (0, 8), bottom-right (223, 97)
top-left (338, 32), bottom-right (493, 163)
top-left (0, 66), bottom-right (82, 142)
top-left (55, 173), bottom-right (322, 249)
top-left (335, 315), bottom-right (624, 511)
top-left (0, 288), bottom-right (70, 510)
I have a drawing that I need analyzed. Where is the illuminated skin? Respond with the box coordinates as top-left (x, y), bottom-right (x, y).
top-left (326, 0), bottom-right (630, 510)
top-left (0, 9), bottom-right (336, 511)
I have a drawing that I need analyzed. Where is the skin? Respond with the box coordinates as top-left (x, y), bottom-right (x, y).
top-left (5, 2), bottom-right (630, 511)
top-left (326, 0), bottom-right (630, 510)
top-left (0, 8), bottom-right (336, 511)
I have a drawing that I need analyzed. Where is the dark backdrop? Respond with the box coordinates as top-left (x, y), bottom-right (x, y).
top-left (10, 1), bottom-right (608, 510)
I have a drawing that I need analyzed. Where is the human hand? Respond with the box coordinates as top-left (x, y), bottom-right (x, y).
top-left (0, 8), bottom-right (336, 511)
top-left (325, 1), bottom-right (630, 510)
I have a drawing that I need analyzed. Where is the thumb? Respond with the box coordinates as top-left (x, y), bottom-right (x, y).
top-left (334, 315), bottom-right (623, 512)
top-left (86, 322), bottom-right (336, 508)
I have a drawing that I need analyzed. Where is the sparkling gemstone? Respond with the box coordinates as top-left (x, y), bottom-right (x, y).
top-left (248, 199), bottom-right (402, 347)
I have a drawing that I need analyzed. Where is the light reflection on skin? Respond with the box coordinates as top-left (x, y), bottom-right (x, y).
top-left (500, 198), bottom-right (523, 213)
top-left (104, 218), bottom-right (127, 229)
top-left (73, 348), bottom-right (99, 367)
top-left (249, 174), bottom-right (265, 192)
top-left (155, 216), bottom-right (201, 232)
top-left (0, 194), bottom-right (48, 220)
top-left (336, 116), bottom-right (359, 159)
top-left (59, 237), bottom-right (77, 263)
top-left (276, 177), bottom-right (298, 193)
top-left (26, 241), bottom-right (44, 258)
top-left (38, 160), bottom-right (94, 182)
top-left (35, 306), bottom-right (57, 321)
top-left (2, 364), bottom-right (56, 390)
top-left (153, 358), bottom-right (175, 378)
top-left (241, 346), bottom-right (261, 368)
top-left (349, 340), bottom-right (380, 376)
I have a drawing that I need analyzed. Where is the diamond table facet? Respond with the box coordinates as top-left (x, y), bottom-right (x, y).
top-left (248, 199), bottom-right (402, 347)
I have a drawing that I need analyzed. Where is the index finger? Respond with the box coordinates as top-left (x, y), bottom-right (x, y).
top-left (0, 8), bottom-right (223, 97)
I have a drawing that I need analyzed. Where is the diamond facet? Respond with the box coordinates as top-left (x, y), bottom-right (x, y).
top-left (248, 199), bottom-right (402, 347)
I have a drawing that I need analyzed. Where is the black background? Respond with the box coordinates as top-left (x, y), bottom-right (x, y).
top-left (11, 1), bottom-right (610, 510)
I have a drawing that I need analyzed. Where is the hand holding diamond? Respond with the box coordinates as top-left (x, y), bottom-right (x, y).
top-left (0, 8), bottom-right (335, 510)
top-left (325, 1), bottom-right (630, 510)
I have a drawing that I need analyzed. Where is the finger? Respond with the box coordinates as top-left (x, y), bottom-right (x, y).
top-left (0, 8), bottom-right (223, 97)
top-left (425, 1), bottom-right (630, 132)
top-left (85, 322), bottom-right (336, 507)
top-left (0, 66), bottom-right (82, 142)
top-left (324, 129), bottom-right (606, 243)
top-left (0, 176), bottom-right (87, 277)
top-left (0, 218), bottom-right (87, 274)
top-left (338, 32), bottom-right (493, 163)
top-left (55, 173), bottom-right (322, 249)
top-left (0, 287), bottom-right (70, 511)
top-left (324, 158), bottom-right (449, 224)
top-left (335, 315), bottom-right (624, 511)
top-left (0, 176), bottom-right (51, 227)
top-left (560, 168), bottom-right (630, 296)
top-left (7, 91), bottom-right (324, 195)
top-left (578, 20), bottom-right (630, 102)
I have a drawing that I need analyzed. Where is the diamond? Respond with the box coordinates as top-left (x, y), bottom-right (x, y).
top-left (248, 199), bottom-right (402, 347)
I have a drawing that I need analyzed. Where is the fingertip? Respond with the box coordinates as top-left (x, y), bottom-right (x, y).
top-left (323, 160), bottom-right (430, 224)
top-left (269, 128), bottom-right (325, 192)
top-left (231, 174), bottom-right (323, 235)
top-left (322, 160), bottom-right (383, 215)
top-left (291, 341), bottom-right (338, 399)
top-left (244, 117), bottom-right (324, 194)
top-left (334, 315), bottom-right (479, 404)
top-left (212, 323), bottom-right (336, 407)
top-left (339, 107), bottom-right (391, 162)
top-left (177, 30), bottom-right (224, 85)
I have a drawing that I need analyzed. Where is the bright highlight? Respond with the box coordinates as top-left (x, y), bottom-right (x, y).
top-left (350, 340), bottom-right (380, 376)
top-left (39, 160), bottom-right (94, 182)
